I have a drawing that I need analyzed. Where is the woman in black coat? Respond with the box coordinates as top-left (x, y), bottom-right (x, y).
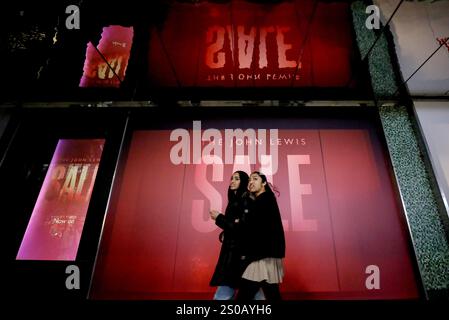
top-left (209, 171), bottom-right (251, 300)
top-left (237, 171), bottom-right (285, 301)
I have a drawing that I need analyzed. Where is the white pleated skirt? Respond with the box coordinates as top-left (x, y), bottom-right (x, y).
top-left (242, 258), bottom-right (284, 284)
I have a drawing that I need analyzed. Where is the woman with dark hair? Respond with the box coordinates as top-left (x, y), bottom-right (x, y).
top-left (209, 171), bottom-right (253, 300)
top-left (237, 171), bottom-right (285, 301)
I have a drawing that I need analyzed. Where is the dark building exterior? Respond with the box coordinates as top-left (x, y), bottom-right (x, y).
top-left (1, 0), bottom-right (448, 310)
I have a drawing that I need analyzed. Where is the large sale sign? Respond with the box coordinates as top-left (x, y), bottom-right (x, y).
top-left (90, 118), bottom-right (419, 299)
top-left (147, 0), bottom-right (355, 87)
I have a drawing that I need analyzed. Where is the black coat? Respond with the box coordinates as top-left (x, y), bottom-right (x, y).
top-left (209, 195), bottom-right (250, 287)
top-left (240, 191), bottom-right (285, 263)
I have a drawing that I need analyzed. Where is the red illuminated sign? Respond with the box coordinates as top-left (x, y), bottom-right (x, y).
top-left (147, 0), bottom-right (354, 87)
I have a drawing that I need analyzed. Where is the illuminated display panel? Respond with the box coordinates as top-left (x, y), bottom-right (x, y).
top-left (90, 117), bottom-right (420, 299)
top-left (147, 0), bottom-right (355, 88)
top-left (17, 139), bottom-right (105, 261)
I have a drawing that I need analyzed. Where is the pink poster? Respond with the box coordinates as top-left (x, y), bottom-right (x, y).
top-left (80, 25), bottom-right (134, 88)
top-left (17, 139), bottom-right (105, 261)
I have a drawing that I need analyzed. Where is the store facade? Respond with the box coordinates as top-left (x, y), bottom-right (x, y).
top-left (2, 0), bottom-right (448, 300)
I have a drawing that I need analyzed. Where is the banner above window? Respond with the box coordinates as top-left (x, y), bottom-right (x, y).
top-left (146, 0), bottom-right (357, 88)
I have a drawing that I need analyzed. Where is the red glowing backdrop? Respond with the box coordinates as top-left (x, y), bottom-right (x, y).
top-left (90, 118), bottom-right (420, 299)
top-left (147, 0), bottom-right (355, 88)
